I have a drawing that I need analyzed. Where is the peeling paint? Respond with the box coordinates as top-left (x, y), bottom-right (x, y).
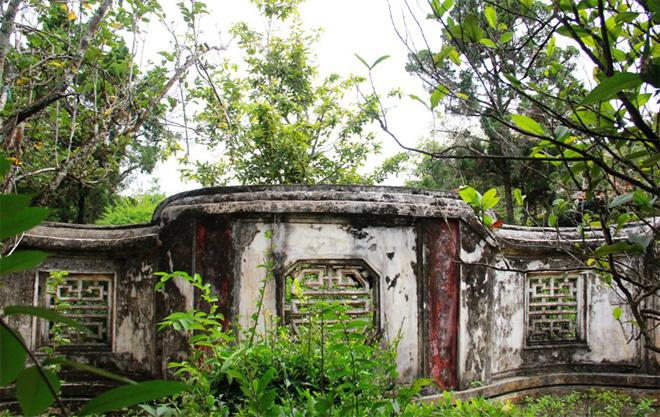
top-left (2, 185), bottom-right (655, 395)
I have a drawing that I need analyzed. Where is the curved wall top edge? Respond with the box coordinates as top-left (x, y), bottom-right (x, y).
top-left (151, 184), bottom-right (466, 222)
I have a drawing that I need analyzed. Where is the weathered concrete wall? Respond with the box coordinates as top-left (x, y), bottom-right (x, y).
top-left (5, 223), bottom-right (160, 377)
top-left (458, 220), bottom-right (494, 389)
top-left (1, 185), bottom-right (657, 395)
top-left (483, 224), bottom-right (655, 387)
top-left (234, 219), bottom-right (420, 380)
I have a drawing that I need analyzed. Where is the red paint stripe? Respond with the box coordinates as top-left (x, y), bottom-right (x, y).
top-left (426, 220), bottom-right (459, 389)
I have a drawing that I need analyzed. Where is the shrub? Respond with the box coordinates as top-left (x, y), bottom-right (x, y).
top-left (95, 193), bottom-right (164, 225)
top-left (151, 260), bottom-right (656, 417)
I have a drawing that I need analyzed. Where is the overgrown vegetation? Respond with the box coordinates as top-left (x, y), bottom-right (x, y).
top-left (181, 0), bottom-right (382, 186)
top-left (136, 268), bottom-right (655, 417)
top-left (96, 193), bottom-right (164, 225)
top-left (0, 0), bottom-right (208, 223)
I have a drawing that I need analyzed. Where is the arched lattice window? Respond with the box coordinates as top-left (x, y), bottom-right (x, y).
top-left (282, 259), bottom-right (379, 332)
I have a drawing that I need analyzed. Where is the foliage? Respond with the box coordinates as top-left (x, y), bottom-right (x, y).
top-left (520, 389), bottom-right (654, 417)
top-left (96, 193), bottom-right (164, 225)
top-left (0, 0), bottom-right (206, 222)
top-left (393, 0), bottom-right (660, 352)
top-left (151, 257), bottom-right (657, 417)
top-left (0, 154), bottom-right (186, 416)
top-left (403, 0), bottom-right (580, 223)
top-left (458, 186), bottom-right (503, 229)
top-left (402, 136), bottom-right (555, 224)
top-left (184, 0), bottom-right (380, 185)
top-left (153, 262), bottom-right (429, 417)
top-left (150, 270), bottom-right (655, 417)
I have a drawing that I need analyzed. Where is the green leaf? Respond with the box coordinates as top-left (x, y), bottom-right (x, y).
top-left (581, 72), bottom-right (643, 105)
top-left (499, 32), bottom-right (513, 44)
top-left (408, 94), bottom-right (429, 109)
top-left (448, 48), bottom-right (461, 65)
top-left (430, 85), bottom-right (449, 109)
top-left (484, 6), bottom-right (497, 29)
top-left (641, 62), bottom-right (660, 88)
top-left (433, 45), bottom-right (454, 64)
top-left (553, 125), bottom-right (570, 140)
top-left (608, 193), bottom-right (633, 208)
top-left (632, 189), bottom-right (651, 206)
top-left (546, 36), bottom-right (556, 57)
top-left (16, 367), bottom-right (60, 416)
top-left (615, 12), bottom-right (639, 23)
top-left (513, 188), bottom-right (524, 206)
top-left (458, 186), bottom-right (480, 205)
top-left (257, 368), bottom-right (275, 394)
top-left (78, 380), bottom-right (187, 416)
top-left (371, 55), bottom-right (390, 69)
top-left (479, 38), bottom-right (497, 48)
top-left (511, 114), bottom-right (546, 136)
top-left (504, 73), bottom-right (521, 86)
top-left (0, 251), bottom-right (49, 275)
top-left (0, 194), bottom-right (32, 215)
top-left (594, 242), bottom-right (644, 257)
top-left (481, 188), bottom-right (499, 210)
top-left (0, 206), bottom-right (49, 240)
top-left (353, 54), bottom-right (369, 69)
top-left (548, 213), bottom-right (557, 227)
top-left (3, 305), bottom-right (88, 332)
top-left (431, 0), bottom-right (454, 17)
top-left (482, 214), bottom-right (493, 227)
top-left (0, 156), bottom-right (9, 179)
top-left (0, 325), bottom-right (26, 385)
top-left (612, 307), bottom-right (623, 321)
top-left (461, 14), bottom-right (483, 42)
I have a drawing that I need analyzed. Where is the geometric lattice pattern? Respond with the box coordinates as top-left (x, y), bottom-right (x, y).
top-left (46, 274), bottom-right (113, 346)
top-left (526, 273), bottom-right (584, 345)
top-left (283, 260), bottom-right (377, 333)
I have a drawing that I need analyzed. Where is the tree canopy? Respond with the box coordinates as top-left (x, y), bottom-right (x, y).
top-left (182, 0), bottom-right (381, 186)
top-left (0, 0), bottom-right (206, 222)
top-left (387, 0), bottom-right (659, 352)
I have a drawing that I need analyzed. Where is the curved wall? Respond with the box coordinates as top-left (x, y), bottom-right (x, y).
top-left (1, 185), bottom-right (657, 396)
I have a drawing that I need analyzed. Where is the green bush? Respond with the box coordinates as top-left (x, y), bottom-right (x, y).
top-left (153, 264), bottom-right (422, 417)
top-left (151, 268), bottom-right (656, 417)
top-left (95, 193), bottom-right (164, 225)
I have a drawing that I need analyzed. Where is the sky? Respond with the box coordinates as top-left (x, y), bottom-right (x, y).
top-left (126, 0), bottom-right (447, 196)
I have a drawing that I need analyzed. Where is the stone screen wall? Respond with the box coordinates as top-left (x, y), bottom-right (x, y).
top-left (1, 185), bottom-right (656, 396)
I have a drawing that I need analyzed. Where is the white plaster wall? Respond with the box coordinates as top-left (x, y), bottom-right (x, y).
top-left (572, 277), bottom-right (640, 363)
top-left (489, 264), bottom-right (525, 376)
top-left (458, 237), bottom-right (491, 385)
top-left (237, 221), bottom-right (419, 380)
top-left (487, 258), bottom-right (641, 378)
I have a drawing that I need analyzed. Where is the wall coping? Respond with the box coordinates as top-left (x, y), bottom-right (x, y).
top-left (19, 185), bottom-right (656, 252)
top-left (419, 372), bottom-right (660, 403)
top-left (152, 185), bottom-right (471, 223)
top-left (23, 222), bottom-right (159, 251)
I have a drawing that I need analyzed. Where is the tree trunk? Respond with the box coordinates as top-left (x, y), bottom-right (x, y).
top-left (0, 0), bottom-right (22, 82)
top-left (502, 162), bottom-right (514, 223)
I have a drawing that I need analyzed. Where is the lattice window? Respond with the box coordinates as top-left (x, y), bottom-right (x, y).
top-left (42, 273), bottom-right (114, 347)
top-left (525, 273), bottom-right (586, 346)
top-left (282, 260), bottom-right (378, 332)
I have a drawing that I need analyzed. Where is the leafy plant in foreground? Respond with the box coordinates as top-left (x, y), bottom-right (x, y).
top-left (154, 246), bottom-right (430, 417)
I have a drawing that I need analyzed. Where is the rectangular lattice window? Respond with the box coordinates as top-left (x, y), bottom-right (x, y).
top-left (41, 273), bottom-right (114, 347)
top-left (525, 272), bottom-right (586, 346)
